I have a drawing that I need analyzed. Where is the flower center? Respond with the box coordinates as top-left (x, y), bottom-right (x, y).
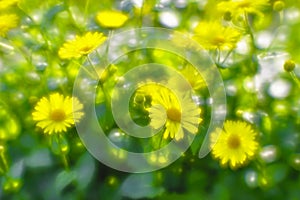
top-left (237, 1), bottom-right (251, 8)
top-left (50, 109), bottom-right (66, 122)
top-left (227, 134), bottom-right (241, 149)
top-left (213, 36), bottom-right (225, 46)
top-left (167, 107), bottom-right (181, 122)
top-left (79, 46), bottom-right (92, 54)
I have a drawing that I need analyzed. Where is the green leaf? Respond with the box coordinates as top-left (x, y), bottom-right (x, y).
top-left (9, 160), bottom-right (24, 179)
top-left (96, 103), bottom-right (115, 133)
top-left (190, 127), bottom-right (205, 156)
top-left (74, 152), bottom-right (95, 191)
top-left (121, 173), bottom-right (164, 199)
top-left (266, 163), bottom-right (288, 185)
top-left (25, 148), bottom-right (52, 168)
top-left (55, 170), bottom-right (77, 193)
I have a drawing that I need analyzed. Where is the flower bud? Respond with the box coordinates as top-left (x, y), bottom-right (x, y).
top-left (223, 11), bottom-right (232, 21)
top-left (273, 1), bottom-right (285, 12)
top-left (283, 60), bottom-right (296, 72)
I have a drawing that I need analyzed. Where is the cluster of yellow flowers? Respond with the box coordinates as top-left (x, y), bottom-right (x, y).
top-left (135, 81), bottom-right (258, 169)
top-left (191, 0), bottom-right (268, 169)
top-left (31, 1), bottom-right (266, 170)
top-left (192, 0), bottom-right (270, 60)
top-left (33, 10), bottom-right (130, 135)
top-left (58, 10), bottom-right (129, 60)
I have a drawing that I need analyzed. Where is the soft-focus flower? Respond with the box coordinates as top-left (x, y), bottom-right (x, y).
top-left (0, 104), bottom-right (20, 141)
top-left (58, 32), bottom-right (106, 59)
top-left (0, 0), bottom-right (19, 10)
top-left (210, 120), bottom-right (259, 169)
top-left (32, 93), bottom-right (84, 134)
top-left (0, 14), bottom-right (18, 37)
top-left (273, 1), bottom-right (285, 12)
top-left (169, 65), bottom-right (206, 92)
top-left (148, 86), bottom-right (202, 141)
top-left (193, 21), bottom-right (241, 50)
top-left (217, 0), bottom-right (270, 17)
top-left (96, 10), bottom-right (129, 28)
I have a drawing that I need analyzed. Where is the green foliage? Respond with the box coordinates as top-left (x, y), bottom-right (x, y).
top-left (1, 0), bottom-right (300, 199)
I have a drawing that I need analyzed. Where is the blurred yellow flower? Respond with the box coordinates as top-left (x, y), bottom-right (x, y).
top-left (169, 65), bottom-right (206, 92)
top-left (58, 32), bottom-right (106, 59)
top-left (218, 0), bottom-right (270, 17)
top-left (0, 0), bottom-right (19, 10)
top-left (193, 21), bottom-right (241, 50)
top-left (0, 104), bottom-right (20, 141)
top-left (32, 93), bottom-right (84, 134)
top-left (148, 86), bottom-right (202, 141)
top-left (210, 120), bottom-right (259, 169)
top-left (136, 83), bottom-right (164, 100)
top-left (96, 10), bottom-right (129, 28)
top-left (0, 14), bottom-right (18, 37)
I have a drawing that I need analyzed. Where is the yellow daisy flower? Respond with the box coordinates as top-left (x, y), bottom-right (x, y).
top-left (0, 0), bottom-right (19, 10)
top-left (217, 0), bottom-right (270, 17)
top-left (32, 93), bottom-right (84, 135)
top-left (192, 21), bottom-right (242, 50)
top-left (0, 14), bottom-right (18, 37)
top-left (210, 120), bottom-right (259, 169)
top-left (96, 10), bottom-right (129, 28)
top-left (58, 32), bottom-right (106, 59)
top-left (148, 86), bottom-right (202, 141)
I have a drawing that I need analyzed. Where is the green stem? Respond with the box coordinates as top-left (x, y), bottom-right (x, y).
top-left (61, 154), bottom-right (69, 170)
top-left (73, 58), bottom-right (97, 79)
top-left (217, 48), bottom-right (221, 64)
top-left (244, 12), bottom-right (259, 74)
top-left (17, 7), bottom-right (51, 49)
top-left (279, 11), bottom-right (284, 24)
top-left (5, 37), bottom-right (31, 63)
top-left (56, 134), bottom-right (69, 170)
top-left (0, 42), bottom-right (14, 51)
top-left (64, 0), bottom-right (80, 29)
top-left (138, 0), bottom-right (145, 28)
top-left (0, 150), bottom-right (9, 173)
top-left (221, 49), bottom-right (233, 65)
top-left (157, 129), bottom-right (165, 149)
top-left (106, 30), bottom-right (114, 60)
top-left (84, 0), bottom-right (90, 23)
top-left (243, 12), bottom-right (260, 108)
top-left (86, 56), bottom-right (111, 107)
top-left (290, 71), bottom-right (300, 89)
top-left (244, 12), bottom-right (256, 49)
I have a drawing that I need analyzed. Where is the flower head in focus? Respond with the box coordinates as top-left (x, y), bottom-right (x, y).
top-left (96, 10), bottom-right (129, 28)
top-left (58, 32), bottom-right (106, 59)
top-left (192, 21), bottom-right (242, 50)
top-left (0, 14), bottom-right (18, 37)
top-left (32, 93), bottom-right (84, 134)
top-left (148, 86), bottom-right (202, 141)
top-left (210, 120), bottom-right (259, 169)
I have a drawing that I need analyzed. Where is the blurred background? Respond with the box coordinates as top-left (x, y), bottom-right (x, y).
top-left (1, 0), bottom-right (300, 199)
